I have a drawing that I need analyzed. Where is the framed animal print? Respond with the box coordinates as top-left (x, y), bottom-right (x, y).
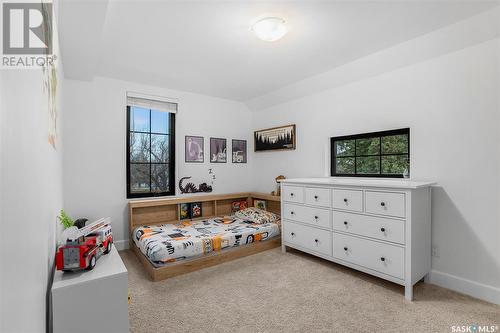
top-left (232, 139), bottom-right (247, 163)
top-left (254, 199), bottom-right (267, 210)
top-left (190, 202), bottom-right (202, 218)
top-left (185, 136), bottom-right (204, 163)
top-left (254, 124), bottom-right (296, 151)
top-left (210, 137), bottom-right (227, 163)
top-left (180, 203), bottom-right (191, 220)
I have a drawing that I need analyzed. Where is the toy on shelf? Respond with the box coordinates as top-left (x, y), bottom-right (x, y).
top-left (271, 175), bottom-right (286, 196)
top-left (55, 217), bottom-right (113, 272)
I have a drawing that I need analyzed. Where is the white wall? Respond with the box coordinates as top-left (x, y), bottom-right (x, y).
top-left (62, 77), bottom-right (253, 249)
top-left (0, 68), bottom-right (64, 333)
top-left (0, 4), bottom-right (64, 331)
top-left (252, 38), bottom-right (500, 304)
top-left (0, 62), bottom-right (4, 332)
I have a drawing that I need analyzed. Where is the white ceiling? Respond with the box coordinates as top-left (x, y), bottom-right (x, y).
top-left (59, 0), bottom-right (498, 103)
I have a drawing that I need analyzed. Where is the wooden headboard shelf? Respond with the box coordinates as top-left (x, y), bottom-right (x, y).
top-left (129, 192), bottom-right (280, 231)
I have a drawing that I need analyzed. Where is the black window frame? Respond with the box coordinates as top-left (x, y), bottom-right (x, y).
top-left (331, 128), bottom-right (410, 178)
top-left (126, 105), bottom-right (176, 198)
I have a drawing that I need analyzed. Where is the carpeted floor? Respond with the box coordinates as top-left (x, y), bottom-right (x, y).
top-left (120, 248), bottom-right (499, 333)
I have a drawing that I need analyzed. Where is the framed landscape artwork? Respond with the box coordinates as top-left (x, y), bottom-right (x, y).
top-left (254, 124), bottom-right (296, 152)
top-left (185, 136), bottom-right (204, 163)
top-left (232, 139), bottom-right (247, 163)
top-left (210, 137), bottom-right (227, 163)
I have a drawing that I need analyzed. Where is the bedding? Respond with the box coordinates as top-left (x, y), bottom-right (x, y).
top-left (133, 216), bottom-right (280, 267)
top-left (234, 207), bottom-right (280, 224)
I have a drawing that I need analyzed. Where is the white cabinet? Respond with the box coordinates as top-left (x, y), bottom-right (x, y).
top-left (305, 187), bottom-right (331, 207)
top-left (333, 232), bottom-right (405, 280)
top-left (283, 221), bottom-right (332, 257)
top-left (332, 189), bottom-right (363, 212)
top-left (51, 245), bottom-right (129, 333)
top-left (365, 190), bottom-right (406, 218)
top-left (333, 211), bottom-right (405, 245)
top-left (282, 185), bottom-right (304, 203)
top-left (283, 203), bottom-right (331, 229)
top-left (281, 178), bottom-right (434, 301)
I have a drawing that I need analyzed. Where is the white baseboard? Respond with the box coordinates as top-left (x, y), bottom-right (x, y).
top-left (114, 239), bottom-right (129, 251)
top-left (428, 270), bottom-right (500, 305)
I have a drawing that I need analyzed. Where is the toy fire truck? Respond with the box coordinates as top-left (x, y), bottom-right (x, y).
top-left (56, 217), bottom-right (113, 271)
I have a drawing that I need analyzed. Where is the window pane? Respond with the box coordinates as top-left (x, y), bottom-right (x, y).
top-left (382, 155), bottom-right (409, 175)
top-left (335, 140), bottom-right (355, 157)
top-left (151, 110), bottom-right (169, 134)
top-left (130, 133), bottom-right (150, 162)
top-left (151, 164), bottom-right (169, 192)
top-left (151, 134), bottom-right (169, 163)
top-left (130, 164), bottom-right (150, 193)
top-left (356, 156), bottom-right (380, 174)
top-left (356, 137), bottom-right (379, 156)
top-left (130, 107), bottom-right (150, 132)
top-left (336, 157), bottom-right (355, 174)
top-left (382, 134), bottom-right (408, 154)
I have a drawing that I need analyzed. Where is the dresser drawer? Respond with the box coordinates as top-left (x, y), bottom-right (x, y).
top-left (283, 203), bottom-right (331, 229)
top-left (333, 211), bottom-right (405, 244)
top-left (283, 221), bottom-right (332, 256)
top-left (365, 191), bottom-right (406, 218)
top-left (282, 186), bottom-right (304, 203)
top-left (333, 233), bottom-right (404, 279)
top-left (333, 189), bottom-right (363, 212)
top-left (305, 187), bottom-right (331, 208)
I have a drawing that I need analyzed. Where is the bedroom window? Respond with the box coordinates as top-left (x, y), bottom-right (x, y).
top-left (331, 128), bottom-right (409, 178)
top-left (126, 94), bottom-right (176, 198)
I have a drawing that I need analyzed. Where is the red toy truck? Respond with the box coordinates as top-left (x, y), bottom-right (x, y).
top-left (56, 218), bottom-right (113, 271)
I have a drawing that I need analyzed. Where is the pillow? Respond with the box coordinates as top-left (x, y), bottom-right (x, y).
top-left (234, 207), bottom-right (280, 224)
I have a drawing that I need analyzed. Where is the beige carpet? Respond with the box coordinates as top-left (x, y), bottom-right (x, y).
top-left (120, 248), bottom-right (499, 333)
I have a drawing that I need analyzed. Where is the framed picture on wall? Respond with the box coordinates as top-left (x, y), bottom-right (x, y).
top-left (210, 138), bottom-right (227, 163)
top-left (232, 139), bottom-right (247, 163)
top-left (254, 124), bottom-right (296, 152)
top-left (185, 136), bottom-right (204, 163)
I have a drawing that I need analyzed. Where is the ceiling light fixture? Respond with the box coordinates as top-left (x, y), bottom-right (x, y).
top-left (251, 17), bottom-right (287, 42)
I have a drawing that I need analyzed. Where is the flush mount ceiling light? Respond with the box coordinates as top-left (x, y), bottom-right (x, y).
top-left (251, 17), bottom-right (287, 42)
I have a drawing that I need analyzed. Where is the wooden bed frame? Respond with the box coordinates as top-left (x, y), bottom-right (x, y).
top-left (129, 192), bottom-right (281, 281)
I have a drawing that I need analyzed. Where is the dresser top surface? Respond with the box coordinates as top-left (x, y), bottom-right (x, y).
top-left (280, 177), bottom-right (436, 189)
top-left (52, 245), bottom-right (127, 290)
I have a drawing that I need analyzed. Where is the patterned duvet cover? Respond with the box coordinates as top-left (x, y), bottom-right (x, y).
top-left (133, 216), bottom-right (280, 266)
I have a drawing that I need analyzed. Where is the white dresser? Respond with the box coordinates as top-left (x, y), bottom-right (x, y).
top-left (51, 245), bottom-right (129, 332)
top-left (280, 177), bottom-right (435, 300)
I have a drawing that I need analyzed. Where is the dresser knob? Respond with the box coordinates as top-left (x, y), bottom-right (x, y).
top-left (314, 216), bottom-right (319, 220)
top-left (380, 257), bottom-right (385, 262)
top-left (380, 227), bottom-right (386, 232)
top-left (343, 246), bottom-right (348, 251)
top-left (314, 195), bottom-right (318, 200)
top-left (343, 221), bottom-right (348, 225)
top-left (343, 198), bottom-right (348, 203)
top-left (291, 211), bottom-right (295, 215)
top-left (291, 232), bottom-right (295, 236)
top-left (314, 239), bottom-right (319, 243)
top-left (290, 193), bottom-right (294, 197)
top-left (380, 202), bottom-right (385, 207)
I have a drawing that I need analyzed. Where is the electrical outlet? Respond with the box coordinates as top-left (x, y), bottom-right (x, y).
top-left (431, 245), bottom-right (439, 258)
